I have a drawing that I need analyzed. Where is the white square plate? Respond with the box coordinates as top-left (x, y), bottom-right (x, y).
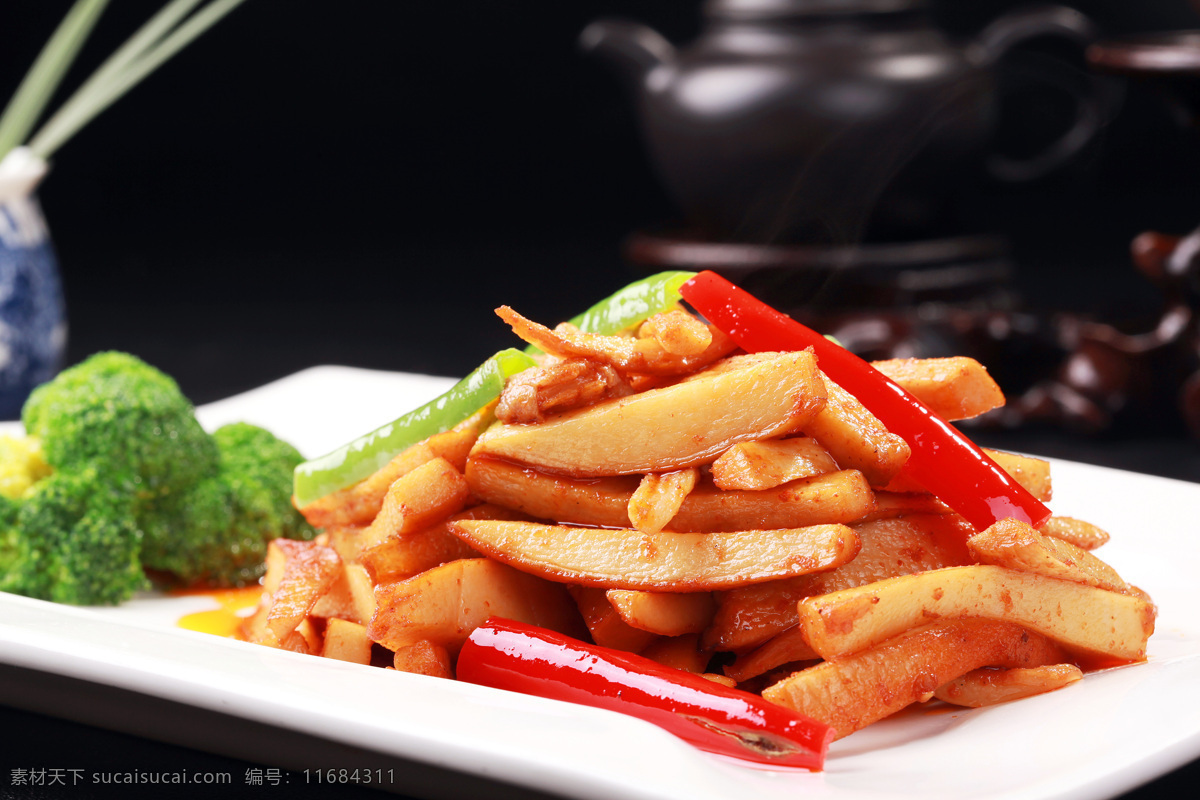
top-left (1, 366), bottom-right (1198, 800)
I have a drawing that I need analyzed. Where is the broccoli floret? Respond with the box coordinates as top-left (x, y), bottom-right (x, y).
top-left (138, 475), bottom-right (238, 586)
top-left (212, 422), bottom-right (313, 542)
top-left (0, 493), bottom-right (22, 593)
top-left (22, 351), bottom-right (217, 499)
top-left (139, 422), bottom-right (315, 587)
top-left (1, 352), bottom-right (315, 603)
top-left (2, 468), bottom-right (147, 605)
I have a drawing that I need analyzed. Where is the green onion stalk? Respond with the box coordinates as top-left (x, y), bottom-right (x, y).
top-left (0, 0), bottom-right (249, 180)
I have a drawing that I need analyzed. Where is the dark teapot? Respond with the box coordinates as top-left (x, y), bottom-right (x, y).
top-left (582, 0), bottom-right (1108, 244)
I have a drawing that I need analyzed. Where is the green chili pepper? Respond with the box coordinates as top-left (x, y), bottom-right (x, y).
top-left (294, 272), bottom-right (696, 506)
top-left (568, 270), bottom-right (696, 333)
top-left (526, 270), bottom-right (697, 353)
top-left (292, 348), bottom-right (537, 507)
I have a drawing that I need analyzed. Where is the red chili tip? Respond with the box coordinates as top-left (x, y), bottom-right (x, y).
top-left (458, 618), bottom-right (832, 771)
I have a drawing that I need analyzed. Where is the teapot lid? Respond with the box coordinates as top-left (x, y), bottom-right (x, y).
top-left (703, 0), bottom-right (926, 19)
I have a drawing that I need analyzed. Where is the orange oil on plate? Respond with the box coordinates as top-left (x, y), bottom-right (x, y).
top-left (174, 586), bottom-right (263, 638)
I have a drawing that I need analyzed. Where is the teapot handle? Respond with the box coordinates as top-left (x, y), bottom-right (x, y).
top-left (970, 5), bottom-right (1117, 182)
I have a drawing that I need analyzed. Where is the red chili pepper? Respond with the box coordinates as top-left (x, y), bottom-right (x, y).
top-left (678, 270), bottom-right (1051, 531)
top-left (456, 618), bottom-right (833, 770)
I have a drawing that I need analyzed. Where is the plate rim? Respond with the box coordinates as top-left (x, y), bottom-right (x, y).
top-left (1, 365), bottom-right (1198, 800)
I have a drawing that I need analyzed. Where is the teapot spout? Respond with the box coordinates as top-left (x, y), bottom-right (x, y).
top-left (579, 19), bottom-right (675, 89)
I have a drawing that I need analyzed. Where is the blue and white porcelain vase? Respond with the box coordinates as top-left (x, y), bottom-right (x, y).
top-left (0, 148), bottom-right (67, 420)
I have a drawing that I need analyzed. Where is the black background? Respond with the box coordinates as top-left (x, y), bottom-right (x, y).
top-left (3, 2), bottom-right (1200, 799)
top-left (1, 0), bottom-right (1200, 403)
